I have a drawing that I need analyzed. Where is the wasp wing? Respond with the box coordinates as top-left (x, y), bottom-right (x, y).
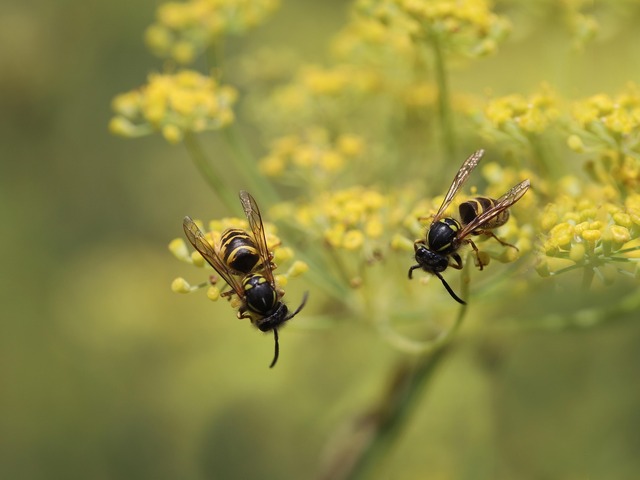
top-left (457, 179), bottom-right (531, 239)
top-left (239, 190), bottom-right (276, 286)
top-left (183, 216), bottom-right (245, 298)
top-left (432, 149), bottom-right (485, 224)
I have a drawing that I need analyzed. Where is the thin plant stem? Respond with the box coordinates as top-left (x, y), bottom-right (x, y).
top-left (222, 124), bottom-right (280, 204)
top-left (430, 35), bottom-right (456, 164)
top-left (316, 348), bottom-right (455, 480)
top-left (183, 132), bottom-right (238, 212)
top-left (318, 267), bottom-right (471, 480)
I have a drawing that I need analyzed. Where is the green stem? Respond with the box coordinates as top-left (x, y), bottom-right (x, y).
top-left (430, 35), bottom-right (456, 164)
top-left (377, 253), bottom-right (472, 354)
top-left (183, 132), bottom-right (237, 212)
top-left (317, 346), bottom-right (454, 480)
top-left (319, 268), bottom-right (471, 480)
top-left (222, 124), bottom-right (279, 204)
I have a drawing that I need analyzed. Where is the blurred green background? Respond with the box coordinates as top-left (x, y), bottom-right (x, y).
top-left (2, 1), bottom-right (640, 479)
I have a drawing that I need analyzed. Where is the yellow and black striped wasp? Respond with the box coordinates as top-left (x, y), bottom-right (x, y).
top-left (408, 149), bottom-right (530, 305)
top-left (183, 190), bottom-right (308, 368)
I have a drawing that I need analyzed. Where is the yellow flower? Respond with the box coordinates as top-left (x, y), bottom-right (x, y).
top-left (146, 0), bottom-right (281, 64)
top-left (109, 70), bottom-right (238, 143)
top-left (477, 85), bottom-right (560, 141)
top-left (538, 178), bottom-right (640, 279)
top-left (258, 129), bottom-right (366, 184)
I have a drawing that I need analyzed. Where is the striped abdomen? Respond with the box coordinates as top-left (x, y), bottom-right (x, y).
top-left (458, 196), bottom-right (509, 231)
top-left (220, 228), bottom-right (261, 274)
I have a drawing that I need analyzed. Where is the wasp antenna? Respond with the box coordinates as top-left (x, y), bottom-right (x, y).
top-left (434, 272), bottom-right (467, 305)
top-left (408, 264), bottom-right (421, 279)
top-left (269, 329), bottom-right (280, 369)
top-left (286, 291), bottom-right (309, 320)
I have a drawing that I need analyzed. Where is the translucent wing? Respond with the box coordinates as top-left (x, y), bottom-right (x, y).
top-left (457, 179), bottom-right (531, 239)
top-left (183, 216), bottom-right (245, 298)
top-left (239, 190), bottom-right (276, 286)
top-left (432, 149), bottom-right (485, 224)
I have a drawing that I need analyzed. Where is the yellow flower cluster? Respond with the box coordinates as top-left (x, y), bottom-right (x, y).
top-left (568, 84), bottom-right (640, 190)
top-left (332, 4), bottom-right (418, 61)
top-left (259, 129), bottom-right (365, 182)
top-left (339, 0), bottom-right (510, 58)
top-left (109, 70), bottom-right (238, 144)
top-left (145, 0), bottom-right (280, 64)
top-left (475, 86), bottom-right (561, 143)
top-left (253, 63), bottom-right (381, 134)
top-left (169, 217), bottom-right (307, 301)
top-left (292, 187), bottom-right (405, 255)
top-left (538, 178), bottom-right (640, 281)
top-left (571, 84), bottom-right (640, 137)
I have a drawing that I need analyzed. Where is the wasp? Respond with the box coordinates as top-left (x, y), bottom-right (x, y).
top-left (408, 149), bottom-right (530, 305)
top-left (183, 190), bottom-right (308, 368)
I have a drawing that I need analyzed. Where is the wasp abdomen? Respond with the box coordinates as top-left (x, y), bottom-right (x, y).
top-left (459, 197), bottom-right (509, 230)
top-left (220, 228), bottom-right (261, 274)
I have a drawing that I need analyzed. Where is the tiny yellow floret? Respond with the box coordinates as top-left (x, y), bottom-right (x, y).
top-left (343, 229), bottom-right (365, 250)
top-left (172, 277), bottom-right (192, 293)
top-left (581, 229), bottom-right (601, 242)
top-left (289, 260), bottom-right (309, 277)
top-left (569, 243), bottom-right (586, 263)
top-left (207, 286), bottom-right (221, 301)
top-left (169, 238), bottom-right (190, 261)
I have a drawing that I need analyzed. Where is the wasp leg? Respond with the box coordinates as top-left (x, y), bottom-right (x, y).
top-left (417, 214), bottom-right (435, 222)
top-left (467, 239), bottom-right (486, 271)
top-left (449, 253), bottom-right (463, 270)
top-left (236, 306), bottom-right (251, 320)
top-left (220, 289), bottom-right (235, 298)
top-left (482, 231), bottom-right (519, 251)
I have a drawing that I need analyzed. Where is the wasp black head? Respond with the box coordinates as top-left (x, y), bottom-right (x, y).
top-left (408, 243), bottom-right (466, 305)
top-left (410, 242), bottom-right (450, 277)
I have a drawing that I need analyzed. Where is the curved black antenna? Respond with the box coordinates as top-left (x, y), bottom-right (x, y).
top-left (285, 291), bottom-right (309, 320)
top-left (434, 271), bottom-right (466, 305)
top-left (408, 264), bottom-right (420, 279)
top-left (269, 329), bottom-right (280, 369)
top-left (268, 292), bottom-right (310, 368)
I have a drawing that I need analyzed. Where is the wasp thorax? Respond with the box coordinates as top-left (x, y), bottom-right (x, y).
top-left (427, 218), bottom-right (461, 254)
top-left (243, 273), bottom-right (279, 316)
